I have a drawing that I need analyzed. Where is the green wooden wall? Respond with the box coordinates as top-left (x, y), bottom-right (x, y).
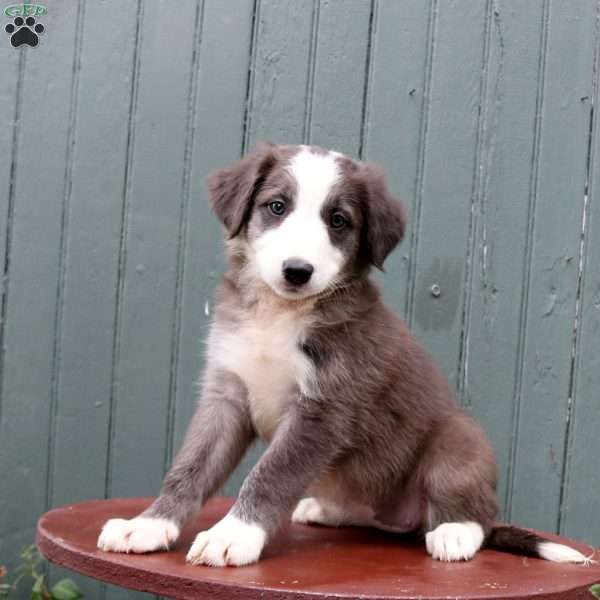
top-left (0, 1), bottom-right (599, 598)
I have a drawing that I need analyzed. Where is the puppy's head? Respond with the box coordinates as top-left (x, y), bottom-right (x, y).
top-left (209, 143), bottom-right (406, 300)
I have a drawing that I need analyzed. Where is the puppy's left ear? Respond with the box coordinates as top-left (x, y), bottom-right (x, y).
top-left (208, 142), bottom-right (278, 238)
top-left (360, 163), bottom-right (407, 270)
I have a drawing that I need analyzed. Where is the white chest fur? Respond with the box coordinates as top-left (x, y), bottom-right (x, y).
top-left (210, 303), bottom-right (315, 440)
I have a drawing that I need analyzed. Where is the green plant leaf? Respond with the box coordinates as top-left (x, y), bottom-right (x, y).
top-left (50, 579), bottom-right (82, 600)
top-left (590, 583), bottom-right (600, 599)
top-left (31, 576), bottom-right (45, 600)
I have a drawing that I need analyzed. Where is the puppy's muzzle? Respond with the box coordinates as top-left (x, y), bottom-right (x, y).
top-left (282, 258), bottom-right (314, 286)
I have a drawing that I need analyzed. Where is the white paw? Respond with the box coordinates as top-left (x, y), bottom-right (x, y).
top-left (97, 517), bottom-right (179, 553)
top-left (426, 522), bottom-right (484, 562)
top-left (292, 497), bottom-right (325, 524)
top-left (186, 513), bottom-right (266, 567)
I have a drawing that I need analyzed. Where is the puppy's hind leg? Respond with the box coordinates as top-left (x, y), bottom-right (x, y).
top-left (421, 414), bottom-right (498, 562)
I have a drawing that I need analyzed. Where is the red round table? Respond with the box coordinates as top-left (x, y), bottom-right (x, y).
top-left (37, 497), bottom-right (600, 600)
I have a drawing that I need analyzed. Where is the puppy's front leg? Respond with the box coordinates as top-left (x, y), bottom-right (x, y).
top-left (97, 369), bottom-right (254, 554)
top-left (187, 399), bottom-right (339, 567)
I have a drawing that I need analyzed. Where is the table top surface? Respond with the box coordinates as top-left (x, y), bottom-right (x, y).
top-left (37, 497), bottom-right (600, 600)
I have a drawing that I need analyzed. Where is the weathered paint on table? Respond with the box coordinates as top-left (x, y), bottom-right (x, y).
top-left (37, 497), bottom-right (600, 600)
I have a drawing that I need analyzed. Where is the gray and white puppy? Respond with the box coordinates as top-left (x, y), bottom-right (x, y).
top-left (98, 143), bottom-right (589, 567)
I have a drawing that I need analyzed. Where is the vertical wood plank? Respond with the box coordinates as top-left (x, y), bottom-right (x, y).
top-left (560, 11), bottom-right (600, 545)
top-left (0, 0), bottom-right (80, 568)
top-left (363, 0), bottom-right (432, 315)
top-left (170, 0), bottom-right (255, 463)
top-left (0, 1), bottom-right (23, 581)
top-left (307, 0), bottom-right (371, 155)
top-left (509, 0), bottom-right (596, 531)
top-left (460, 0), bottom-right (545, 516)
top-left (0, 18), bottom-right (20, 302)
top-left (107, 0), bottom-right (198, 501)
top-left (245, 0), bottom-right (314, 146)
top-left (408, 0), bottom-right (489, 390)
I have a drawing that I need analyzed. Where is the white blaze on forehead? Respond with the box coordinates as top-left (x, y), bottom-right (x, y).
top-left (251, 147), bottom-right (346, 299)
top-left (287, 148), bottom-right (341, 209)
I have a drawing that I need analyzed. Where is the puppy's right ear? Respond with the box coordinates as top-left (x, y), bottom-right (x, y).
top-left (208, 142), bottom-right (278, 238)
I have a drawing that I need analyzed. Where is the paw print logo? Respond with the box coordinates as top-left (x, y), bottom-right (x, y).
top-left (5, 16), bottom-right (44, 47)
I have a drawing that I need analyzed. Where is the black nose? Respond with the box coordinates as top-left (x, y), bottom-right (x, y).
top-left (282, 258), bottom-right (314, 286)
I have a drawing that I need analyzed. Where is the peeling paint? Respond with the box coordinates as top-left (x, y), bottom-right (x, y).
top-left (543, 289), bottom-right (557, 316)
top-left (593, 283), bottom-right (600, 309)
top-left (457, 0), bottom-right (506, 406)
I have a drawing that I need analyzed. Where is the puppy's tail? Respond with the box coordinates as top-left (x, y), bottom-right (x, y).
top-left (486, 526), bottom-right (594, 564)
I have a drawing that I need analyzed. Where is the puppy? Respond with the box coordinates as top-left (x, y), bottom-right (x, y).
top-left (98, 143), bottom-right (589, 567)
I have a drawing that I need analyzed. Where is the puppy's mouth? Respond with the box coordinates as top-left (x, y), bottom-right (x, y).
top-left (281, 281), bottom-right (306, 294)
top-left (272, 280), bottom-right (317, 300)
top-left (269, 276), bottom-right (342, 302)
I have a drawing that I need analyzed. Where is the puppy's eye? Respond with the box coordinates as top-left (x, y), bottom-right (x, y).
top-left (267, 200), bottom-right (286, 217)
top-left (330, 212), bottom-right (348, 230)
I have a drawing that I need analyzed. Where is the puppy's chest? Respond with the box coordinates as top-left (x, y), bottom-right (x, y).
top-left (213, 309), bottom-right (315, 439)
